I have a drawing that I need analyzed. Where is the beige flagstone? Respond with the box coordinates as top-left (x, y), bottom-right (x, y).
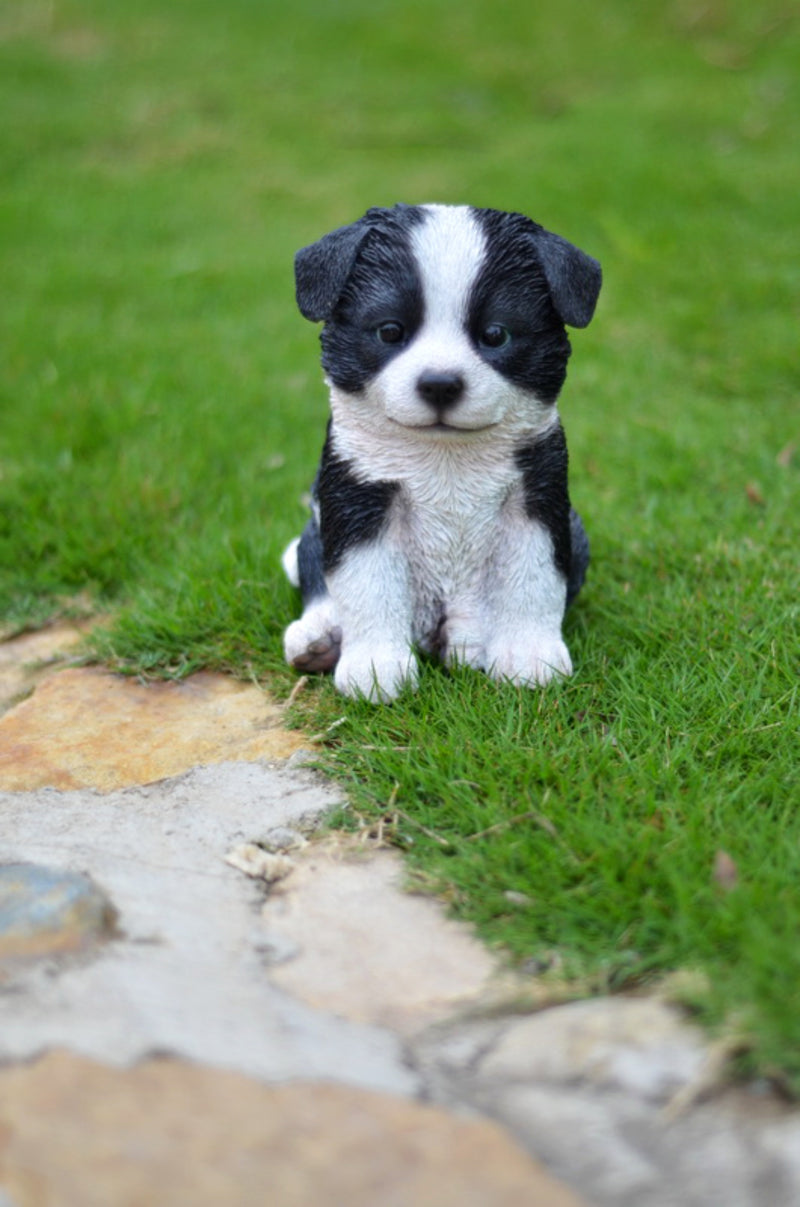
top-left (0, 623), bottom-right (89, 714)
top-left (0, 666), bottom-right (309, 791)
top-left (261, 836), bottom-right (499, 1032)
top-left (0, 1050), bottom-right (587, 1207)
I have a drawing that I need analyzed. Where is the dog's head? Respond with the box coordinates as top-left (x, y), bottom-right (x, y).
top-left (295, 204), bottom-right (601, 437)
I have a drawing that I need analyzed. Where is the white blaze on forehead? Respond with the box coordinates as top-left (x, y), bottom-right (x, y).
top-left (338, 201), bottom-right (551, 437)
top-left (412, 206), bottom-right (487, 329)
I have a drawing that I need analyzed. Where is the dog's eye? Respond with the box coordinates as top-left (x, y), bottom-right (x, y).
top-left (376, 321), bottom-right (405, 345)
top-left (479, 324), bottom-right (511, 349)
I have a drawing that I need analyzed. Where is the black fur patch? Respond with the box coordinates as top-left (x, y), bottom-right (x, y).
top-left (316, 428), bottom-right (400, 572)
top-left (513, 423), bottom-right (590, 607)
top-left (319, 205), bottom-right (428, 394)
top-left (514, 423), bottom-right (572, 580)
top-left (295, 515), bottom-right (327, 604)
top-left (469, 208), bottom-right (573, 404)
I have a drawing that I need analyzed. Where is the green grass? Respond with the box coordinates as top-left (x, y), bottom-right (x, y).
top-left (1, 0), bottom-right (798, 1087)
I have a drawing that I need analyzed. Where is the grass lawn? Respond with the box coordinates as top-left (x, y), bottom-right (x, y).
top-left (1, 0), bottom-right (798, 1087)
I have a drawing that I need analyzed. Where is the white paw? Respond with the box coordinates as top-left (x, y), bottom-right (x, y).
top-left (334, 643), bottom-right (418, 703)
top-left (486, 631), bottom-right (573, 688)
top-left (284, 599), bottom-right (342, 673)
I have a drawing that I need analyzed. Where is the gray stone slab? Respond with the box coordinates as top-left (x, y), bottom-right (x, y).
top-left (0, 763), bottom-right (417, 1096)
top-left (411, 1011), bottom-right (800, 1207)
top-left (474, 997), bottom-right (708, 1101)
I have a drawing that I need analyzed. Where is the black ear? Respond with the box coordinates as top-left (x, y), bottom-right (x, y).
top-left (294, 216), bottom-right (375, 322)
top-left (531, 228), bottom-right (602, 329)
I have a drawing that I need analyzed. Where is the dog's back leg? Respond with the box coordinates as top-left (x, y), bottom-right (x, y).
top-left (282, 517), bottom-right (342, 673)
top-left (566, 508), bottom-right (590, 608)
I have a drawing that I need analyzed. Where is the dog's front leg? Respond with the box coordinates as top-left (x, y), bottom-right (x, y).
top-left (484, 518), bottom-right (572, 688)
top-left (327, 542), bottom-right (417, 702)
top-left (441, 597), bottom-right (489, 673)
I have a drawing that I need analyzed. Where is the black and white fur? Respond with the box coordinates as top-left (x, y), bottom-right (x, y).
top-left (282, 203), bottom-right (601, 701)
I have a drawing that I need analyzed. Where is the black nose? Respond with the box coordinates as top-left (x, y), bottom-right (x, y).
top-left (416, 371), bottom-right (465, 411)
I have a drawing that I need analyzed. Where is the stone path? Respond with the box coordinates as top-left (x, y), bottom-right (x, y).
top-left (0, 624), bottom-right (798, 1205)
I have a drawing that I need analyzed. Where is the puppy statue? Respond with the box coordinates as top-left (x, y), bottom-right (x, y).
top-left (282, 204), bottom-right (601, 701)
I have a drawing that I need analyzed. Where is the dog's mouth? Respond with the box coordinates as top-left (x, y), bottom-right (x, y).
top-left (391, 418), bottom-right (498, 435)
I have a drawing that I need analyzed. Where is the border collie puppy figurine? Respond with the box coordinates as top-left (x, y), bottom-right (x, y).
top-left (282, 204), bottom-right (601, 702)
